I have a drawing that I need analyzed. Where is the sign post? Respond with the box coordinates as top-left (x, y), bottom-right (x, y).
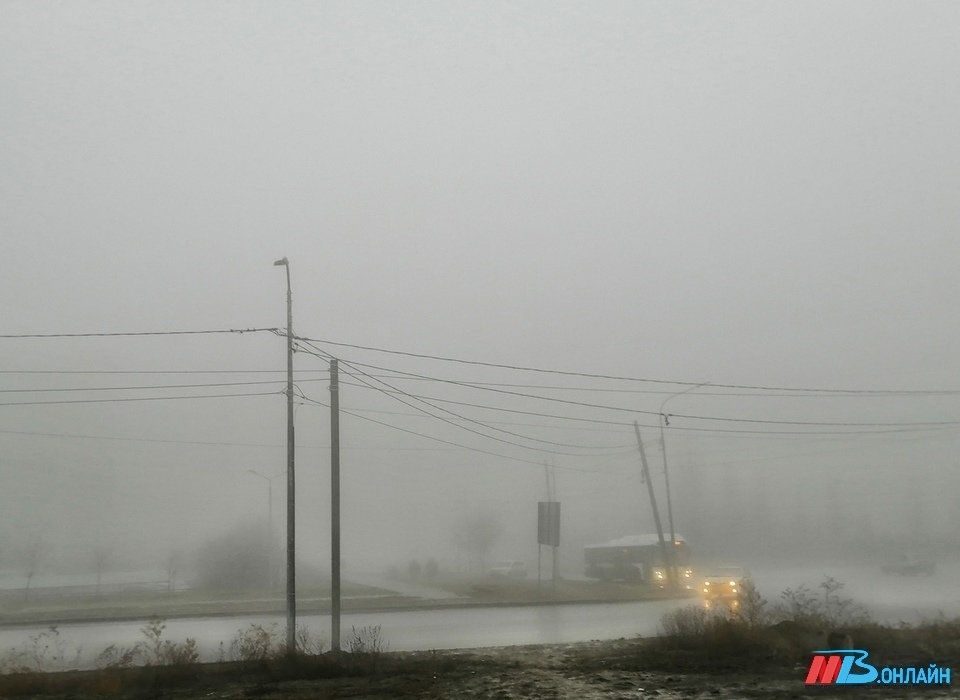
top-left (538, 501), bottom-right (560, 587)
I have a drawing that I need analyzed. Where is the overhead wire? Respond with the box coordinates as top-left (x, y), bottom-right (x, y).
top-left (297, 339), bottom-right (626, 455)
top-left (294, 390), bottom-right (606, 472)
top-left (0, 379), bottom-right (321, 394)
top-left (316, 357), bottom-right (960, 432)
top-left (0, 390), bottom-right (281, 407)
top-left (0, 328), bottom-right (278, 338)
top-left (0, 369), bottom-right (326, 375)
top-left (297, 335), bottom-right (960, 395)
top-left (5, 328), bottom-right (957, 438)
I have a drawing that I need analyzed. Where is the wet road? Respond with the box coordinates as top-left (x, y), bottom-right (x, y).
top-left (0, 599), bottom-right (688, 669)
top-left (3, 561), bottom-right (958, 671)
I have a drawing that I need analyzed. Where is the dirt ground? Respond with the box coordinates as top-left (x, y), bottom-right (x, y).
top-left (114, 639), bottom-right (960, 700)
top-left (2, 636), bottom-right (957, 699)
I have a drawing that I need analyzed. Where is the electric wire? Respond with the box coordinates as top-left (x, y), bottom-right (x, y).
top-left (0, 370), bottom-right (326, 375)
top-left (295, 390), bottom-right (605, 472)
top-left (297, 335), bottom-right (960, 395)
top-left (0, 379), bottom-right (320, 394)
top-left (0, 328), bottom-right (278, 338)
top-left (0, 390), bottom-right (281, 407)
top-left (319, 358), bottom-right (960, 431)
top-left (320, 348), bottom-right (627, 455)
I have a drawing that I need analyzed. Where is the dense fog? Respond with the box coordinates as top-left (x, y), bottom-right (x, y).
top-left (1, 2), bottom-right (958, 614)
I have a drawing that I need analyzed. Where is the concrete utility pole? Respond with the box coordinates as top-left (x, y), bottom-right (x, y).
top-left (329, 358), bottom-right (341, 652)
top-left (634, 421), bottom-right (677, 590)
top-left (274, 256), bottom-right (296, 655)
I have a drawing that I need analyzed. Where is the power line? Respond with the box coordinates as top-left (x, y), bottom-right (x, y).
top-left (323, 358), bottom-right (960, 430)
top-left (298, 335), bottom-right (959, 395)
top-left (333, 381), bottom-right (956, 437)
top-left (299, 340), bottom-right (631, 454)
top-left (0, 428), bottom-right (463, 451)
top-left (295, 391), bottom-right (604, 472)
top-left (340, 361), bottom-right (622, 456)
top-left (0, 369), bottom-right (327, 375)
top-left (0, 379), bottom-right (320, 394)
top-left (335, 380), bottom-right (634, 430)
top-left (348, 373), bottom-right (960, 399)
top-left (0, 391), bottom-right (281, 407)
top-left (0, 328), bottom-right (279, 338)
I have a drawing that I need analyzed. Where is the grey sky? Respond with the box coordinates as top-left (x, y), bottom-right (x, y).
top-left (1, 2), bottom-right (958, 573)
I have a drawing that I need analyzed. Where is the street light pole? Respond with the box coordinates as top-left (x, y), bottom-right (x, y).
top-left (659, 381), bottom-right (710, 544)
top-left (273, 256), bottom-right (296, 656)
top-left (329, 358), bottom-right (341, 652)
top-left (248, 470), bottom-right (284, 591)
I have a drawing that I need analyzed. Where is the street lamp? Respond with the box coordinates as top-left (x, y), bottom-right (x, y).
top-left (659, 382), bottom-right (710, 543)
top-left (248, 470), bottom-right (284, 591)
top-left (274, 256), bottom-right (296, 656)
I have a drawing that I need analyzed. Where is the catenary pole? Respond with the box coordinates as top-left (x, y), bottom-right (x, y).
top-left (634, 421), bottom-right (676, 590)
top-left (659, 382), bottom-right (710, 543)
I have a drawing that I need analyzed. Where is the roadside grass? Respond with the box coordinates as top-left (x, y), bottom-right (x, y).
top-left (0, 583), bottom-right (397, 626)
top-left (0, 616), bottom-right (391, 697)
top-left (639, 576), bottom-right (960, 674)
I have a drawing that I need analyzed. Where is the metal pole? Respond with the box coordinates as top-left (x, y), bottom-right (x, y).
top-left (274, 257), bottom-right (296, 656)
top-left (330, 358), bottom-right (341, 652)
top-left (659, 415), bottom-right (675, 544)
top-left (634, 421), bottom-right (676, 590)
top-left (659, 382), bottom-right (710, 545)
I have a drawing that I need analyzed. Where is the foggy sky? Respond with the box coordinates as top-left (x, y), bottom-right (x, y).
top-left (1, 2), bottom-right (958, 576)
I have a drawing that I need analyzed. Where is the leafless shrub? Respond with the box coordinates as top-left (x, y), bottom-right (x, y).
top-left (157, 637), bottom-right (200, 665)
top-left (348, 625), bottom-right (386, 655)
top-left (96, 643), bottom-right (146, 669)
top-left (0, 626), bottom-right (81, 673)
top-left (296, 624), bottom-right (326, 656)
top-left (229, 623), bottom-right (284, 661)
top-left (736, 578), bottom-right (770, 627)
top-left (95, 616), bottom-right (198, 668)
top-left (773, 576), bottom-right (869, 628)
top-left (659, 604), bottom-right (729, 638)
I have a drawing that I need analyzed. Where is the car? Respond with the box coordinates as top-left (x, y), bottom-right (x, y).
top-left (700, 565), bottom-right (749, 600)
top-left (489, 560), bottom-right (528, 580)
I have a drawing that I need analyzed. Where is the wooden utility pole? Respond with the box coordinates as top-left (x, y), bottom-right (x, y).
top-left (634, 421), bottom-right (677, 590)
top-left (330, 358), bottom-right (341, 652)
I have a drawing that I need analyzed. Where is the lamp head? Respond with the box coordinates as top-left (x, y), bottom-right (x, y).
top-left (273, 257), bottom-right (288, 266)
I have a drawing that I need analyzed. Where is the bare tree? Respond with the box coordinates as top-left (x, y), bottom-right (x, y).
top-left (20, 535), bottom-right (52, 602)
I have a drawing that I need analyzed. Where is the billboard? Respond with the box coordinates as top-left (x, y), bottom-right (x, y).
top-left (538, 501), bottom-right (560, 547)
